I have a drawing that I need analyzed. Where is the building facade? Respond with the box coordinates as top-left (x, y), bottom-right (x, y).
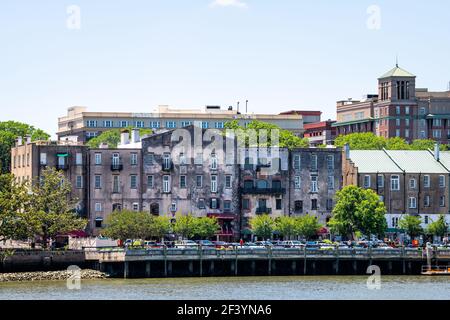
top-left (57, 105), bottom-right (309, 143)
top-left (304, 120), bottom-right (337, 146)
top-left (334, 65), bottom-right (450, 144)
top-left (342, 145), bottom-right (450, 231)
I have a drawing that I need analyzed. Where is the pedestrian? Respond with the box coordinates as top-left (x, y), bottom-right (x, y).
top-left (239, 239), bottom-right (244, 247)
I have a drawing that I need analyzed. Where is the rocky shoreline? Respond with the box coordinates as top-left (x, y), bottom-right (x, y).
top-left (0, 269), bottom-right (108, 282)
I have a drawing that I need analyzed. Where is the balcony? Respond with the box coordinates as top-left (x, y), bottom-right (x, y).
top-left (162, 163), bottom-right (173, 172)
top-left (241, 187), bottom-right (286, 195)
top-left (256, 207), bottom-right (272, 214)
top-left (111, 163), bottom-right (123, 171)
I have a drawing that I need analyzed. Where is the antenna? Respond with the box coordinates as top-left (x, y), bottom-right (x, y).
top-left (246, 100), bottom-right (248, 113)
top-left (237, 101), bottom-right (240, 113)
top-left (396, 54), bottom-right (399, 67)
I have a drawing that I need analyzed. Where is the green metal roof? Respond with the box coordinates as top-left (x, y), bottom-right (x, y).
top-left (426, 114), bottom-right (450, 119)
top-left (349, 150), bottom-right (403, 173)
top-left (332, 118), bottom-right (374, 127)
top-left (386, 150), bottom-right (448, 174)
top-left (379, 65), bottom-right (415, 79)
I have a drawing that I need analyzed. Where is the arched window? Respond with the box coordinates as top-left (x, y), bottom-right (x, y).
top-left (150, 203), bottom-right (160, 216)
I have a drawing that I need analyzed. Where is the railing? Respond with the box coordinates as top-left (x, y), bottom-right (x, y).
top-left (242, 188), bottom-right (286, 195)
top-left (111, 163), bottom-right (123, 171)
top-left (256, 207), bottom-right (272, 214)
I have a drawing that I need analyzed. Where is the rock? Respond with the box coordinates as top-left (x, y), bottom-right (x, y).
top-left (0, 269), bottom-right (108, 282)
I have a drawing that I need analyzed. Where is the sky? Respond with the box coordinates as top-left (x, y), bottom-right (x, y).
top-left (1, 0), bottom-right (450, 138)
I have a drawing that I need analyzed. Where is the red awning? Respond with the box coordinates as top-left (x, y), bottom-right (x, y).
top-left (65, 230), bottom-right (89, 238)
top-left (317, 227), bottom-right (329, 234)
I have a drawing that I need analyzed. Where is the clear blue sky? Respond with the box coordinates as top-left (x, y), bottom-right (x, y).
top-left (1, 0), bottom-right (450, 137)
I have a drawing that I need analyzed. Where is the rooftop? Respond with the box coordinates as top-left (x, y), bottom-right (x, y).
top-left (385, 150), bottom-right (447, 173)
top-left (378, 65), bottom-right (415, 79)
top-left (348, 150), bottom-right (403, 173)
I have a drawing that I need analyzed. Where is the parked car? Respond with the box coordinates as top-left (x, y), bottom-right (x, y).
top-left (175, 240), bottom-right (199, 249)
top-left (144, 241), bottom-right (163, 248)
top-left (280, 241), bottom-right (304, 248)
top-left (255, 241), bottom-right (273, 247)
top-left (213, 241), bottom-right (231, 250)
top-left (196, 240), bottom-right (215, 247)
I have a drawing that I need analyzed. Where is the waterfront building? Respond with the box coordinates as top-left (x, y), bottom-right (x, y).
top-left (304, 120), bottom-right (337, 146)
top-left (10, 137), bottom-right (89, 217)
top-left (333, 65), bottom-right (450, 144)
top-left (342, 145), bottom-right (450, 231)
top-left (57, 105), bottom-right (311, 143)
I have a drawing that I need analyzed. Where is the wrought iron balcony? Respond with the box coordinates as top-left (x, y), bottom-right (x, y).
top-left (111, 163), bottom-right (123, 171)
top-left (241, 187), bottom-right (286, 195)
top-left (256, 207), bottom-right (272, 214)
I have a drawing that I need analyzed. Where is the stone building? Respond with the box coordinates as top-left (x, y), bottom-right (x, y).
top-left (342, 145), bottom-right (450, 231)
top-left (10, 137), bottom-right (89, 217)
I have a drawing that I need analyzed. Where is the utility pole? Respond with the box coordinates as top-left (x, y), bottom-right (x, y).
top-left (246, 100), bottom-right (248, 114)
top-left (237, 101), bottom-right (240, 113)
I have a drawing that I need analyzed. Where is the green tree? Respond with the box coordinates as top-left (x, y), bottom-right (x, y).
top-left (328, 185), bottom-right (387, 239)
top-left (426, 215), bottom-right (448, 239)
top-left (385, 137), bottom-right (410, 150)
top-left (173, 214), bottom-right (198, 239)
top-left (398, 215), bottom-right (423, 240)
top-left (250, 215), bottom-right (275, 240)
top-left (0, 121), bottom-right (50, 173)
top-left (86, 128), bottom-right (153, 148)
top-left (410, 139), bottom-right (448, 151)
top-left (224, 120), bottom-right (309, 149)
top-left (275, 216), bottom-right (296, 239)
top-left (149, 216), bottom-right (172, 241)
top-left (194, 217), bottom-right (220, 239)
top-left (0, 173), bottom-right (30, 241)
top-left (104, 210), bottom-right (154, 241)
top-left (295, 215), bottom-right (322, 240)
top-left (334, 133), bottom-right (386, 150)
top-left (26, 168), bottom-right (87, 247)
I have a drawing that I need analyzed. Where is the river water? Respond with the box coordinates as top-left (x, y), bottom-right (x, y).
top-left (0, 276), bottom-right (448, 300)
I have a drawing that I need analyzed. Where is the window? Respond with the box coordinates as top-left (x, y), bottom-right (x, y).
top-left (396, 118), bottom-right (401, 126)
top-left (120, 121), bottom-right (128, 128)
top-left (198, 199), bottom-right (206, 209)
top-left (104, 120), bottom-right (113, 128)
top-left (327, 155), bottom-right (334, 170)
top-left (147, 153), bottom-right (155, 165)
top-left (327, 175), bottom-right (334, 190)
top-left (147, 175), bottom-right (154, 189)
top-left (420, 107), bottom-right (426, 115)
top-left (310, 176), bottom-right (318, 193)
top-left (210, 198), bottom-right (219, 209)
top-left (168, 201), bottom-right (176, 212)
top-left (377, 175), bottom-right (384, 188)
top-left (113, 176), bottom-right (120, 193)
top-left (293, 155), bottom-right (301, 170)
top-left (130, 175), bottom-right (137, 189)
top-left (391, 175), bottom-right (400, 191)
top-left (326, 199), bottom-right (333, 210)
top-left (210, 154), bottom-right (218, 170)
top-left (433, 130), bottom-right (442, 139)
top-left (181, 121), bottom-right (192, 127)
top-left (424, 175), bottom-right (430, 188)
top-left (405, 106), bottom-right (410, 115)
top-left (202, 122), bottom-right (209, 129)
top-left (150, 121), bottom-right (160, 128)
top-left (95, 218), bottom-right (103, 229)
top-left (424, 195), bottom-right (430, 207)
top-left (76, 176), bottom-right (83, 189)
top-left (179, 175), bottom-right (187, 188)
top-left (179, 153), bottom-right (187, 165)
top-left (87, 120), bottom-right (97, 127)
top-left (94, 175), bottom-right (102, 189)
top-left (405, 129), bottom-right (410, 138)
top-left (311, 199), bottom-right (318, 210)
top-left (163, 175), bottom-right (170, 193)
top-left (409, 178), bottom-right (416, 189)
top-left (95, 203), bottom-right (102, 212)
top-left (242, 199), bottom-right (250, 210)
top-left (424, 216), bottom-right (429, 225)
top-left (196, 175), bottom-right (203, 188)
top-left (433, 119), bottom-right (442, 127)
top-left (392, 217), bottom-right (399, 228)
top-left (112, 153), bottom-right (120, 166)
top-left (364, 175), bottom-right (371, 188)
top-left (166, 121), bottom-right (177, 129)
top-left (163, 153), bottom-right (171, 170)
top-left (132, 203), bottom-right (139, 212)
top-left (211, 175), bottom-right (218, 193)
top-left (276, 199), bottom-right (282, 210)
top-left (134, 121), bottom-right (144, 128)
top-left (294, 176), bottom-right (301, 190)
top-left (396, 106), bottom-right (401, 115)
top-left (420, 131), bottom-right (426, 139)
top-left (440, 196), bottom-right (446, 207)
top-left (311, 154), bottom-right (318, 171)
top-left (40, 153), bottom-right (47, 165)
top-left (396, 129), bottom-right (401, 137)
top-left (409, 197), bottom-right (417, 209)
top-left (95, 153), bottom-right (102, 165)
top-left (439, 175), bottom-right (446, 188)
top-left (131, 153), bottom-right (138, 166)
top-left (224, 200), bottom-right (231, 212)
top-left (76, 153), bottom-right (82, 165)
top-left (215, 122), bottom-right (224, 129)
top-left (225, 175), bottom-right (232, 189)
top-left (294, 200), bottom-right (303, 213)
top-left (405, 118), bottom-right (410, 127)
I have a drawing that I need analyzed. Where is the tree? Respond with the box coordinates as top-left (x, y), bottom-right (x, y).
top-left (334, 133), bottom-right (386, 150)
top-left (103, 210), bottom-right (154, 241)
top-left (0, 173), bottom-right (30, 241)
top-left (194, 217), bottom-right (220, 239)
top-left (275, 216), bottom-right (296, 239)
top-left (295, 215), bottom-right (322, 240)
top-left (224, 120), bottom-right (309, 149)
top-left (410, 139), bottom-right (448, 151)
top-left (385, 137), bottom-right (410, 150)
top-left (398, 215), bottom-right (423, 240)
top-left (426, 215), bottom-right (448, 239)
top-left (26, 168), bottom-right (87, 247)
top-left (0, 121), bottom-right (50, 173)
top-left (328, 185), bottom-right (387, 240)
top-left (250, 215), bottom-right (275, 240)
top-left (86, 128), bottom-right (153, 148)
top-left (149, 216), bottom-right (172, 241)
top-left (173, 214), bottom-right (198, 239)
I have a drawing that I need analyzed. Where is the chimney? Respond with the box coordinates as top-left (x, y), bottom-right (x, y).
top-left (131, 128), bottom-right (140, 143)
top-left (25, 135), bottom-right (32, 144)
top-left (120, 130), bottom-right (130, 145)
top-left (434, 143), bottom-right (440, 161)
top-left (16, 137), bottom-right (23, 147)
top-left (344, 143), bottom-right (350, 160)
top-left (99, 143), bottom-right (109, 149)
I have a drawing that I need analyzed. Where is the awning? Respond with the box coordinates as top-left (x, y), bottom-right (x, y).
top-left (241, 229), bottom-right (253, 235)
top-left (57, 153), bottom-right (69, 157)
top-left (317, 227), bottom-right (330, 234)
top-left (386, 228), bottom-right (404, 233)
top-left (95, 217), bottom-right (104, 221)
